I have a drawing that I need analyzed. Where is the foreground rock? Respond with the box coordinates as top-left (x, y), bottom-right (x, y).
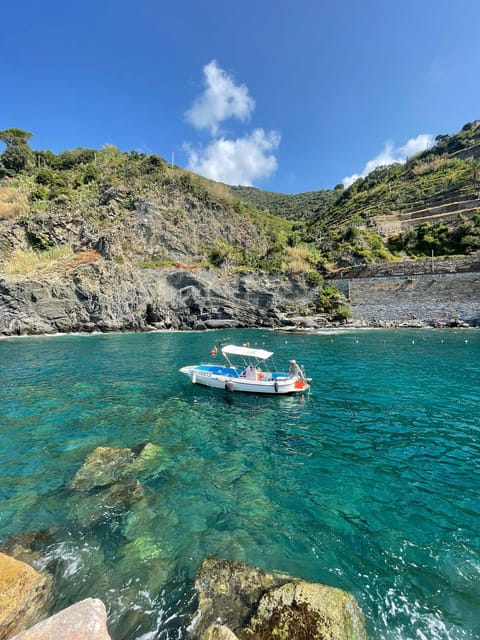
top-left (192, 557), bottom-right (367, 640)
top-left (246, 580), bottom-right (367, 640)
top-left (0, 552), bottom-right (53, 640)
top-left (11, 598), bottom-right (111, 640)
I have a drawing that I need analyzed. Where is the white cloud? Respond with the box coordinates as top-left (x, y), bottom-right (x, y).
top-left (342, 133), bottom-right (435, 188)
top-left (185, 128), bottom-right (281, 186)
top-left (185, 60), bottom-right (255, 136)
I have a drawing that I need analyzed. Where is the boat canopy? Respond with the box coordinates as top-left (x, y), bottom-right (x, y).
top-left (221, 344), bottom-right (273, 360)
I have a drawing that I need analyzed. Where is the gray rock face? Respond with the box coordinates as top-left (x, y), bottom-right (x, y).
top-left (191, 557), bottom-right (367, 640)
top-left (10, 598), bottom-right (111, 640)
top-left (0, 263), bottom-right (317, 336)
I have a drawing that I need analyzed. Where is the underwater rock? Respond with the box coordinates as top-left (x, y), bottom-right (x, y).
top-left (191, 558), bottom-right (367, 640)
top-left (10, 597), bottom-right (111, 640)
top-left (69, 446), bottom-right (137, 491)
top-left (69, 442), bottom-right (162, 491)
top-left (0, 552), bottom-right (53, 640)
top-left (245, 580), bottom-right (367, 640)
top-left (0, 529), bottom-right (58, 568)
top-left (67, 481), bottom-right (145, 528)
top-left (191, 557), bottom-right (291, 637)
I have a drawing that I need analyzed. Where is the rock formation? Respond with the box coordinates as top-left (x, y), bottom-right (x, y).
top-left (191, 557), bottom-right (367, 640)
top-left (10, 598), bottom-right (111, 640)
top-left (0, 552), bottom-right (53, 640)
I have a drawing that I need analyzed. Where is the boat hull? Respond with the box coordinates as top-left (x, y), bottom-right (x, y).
top-left (179, 365), bottom-right (309, 395)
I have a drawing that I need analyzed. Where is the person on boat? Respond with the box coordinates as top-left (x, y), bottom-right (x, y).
top-left (288, 360), bottom-right (305, 381)
top-left (245, 365), bottom-right (257, 379)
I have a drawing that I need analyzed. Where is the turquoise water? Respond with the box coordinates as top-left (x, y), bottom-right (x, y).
top-left (0, 329), bottom-right (479, 640)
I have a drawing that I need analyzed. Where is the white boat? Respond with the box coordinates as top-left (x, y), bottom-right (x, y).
top-left (180, 344), bottom-right (311, 395)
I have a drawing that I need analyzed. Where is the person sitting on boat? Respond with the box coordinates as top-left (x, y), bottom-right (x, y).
top-left (288, 360), bottom-right (305, 381)
top-left (245, 364), bottom-right (257, 379)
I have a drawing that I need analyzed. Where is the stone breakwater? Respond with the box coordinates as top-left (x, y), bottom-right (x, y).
top-left (324, 252), bottom-right (480, 326)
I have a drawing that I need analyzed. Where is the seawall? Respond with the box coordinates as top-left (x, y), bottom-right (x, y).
top-left (327, 270), bottom-right (480, 323)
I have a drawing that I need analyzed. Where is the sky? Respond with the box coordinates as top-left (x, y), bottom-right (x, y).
top-left (1, 0), bottom-right (479, 194)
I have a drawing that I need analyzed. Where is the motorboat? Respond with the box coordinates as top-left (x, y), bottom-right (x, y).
top-left (179, 344), bottom-right (310, 394)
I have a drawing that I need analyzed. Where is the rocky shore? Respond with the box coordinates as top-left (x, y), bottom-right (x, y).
top-left (1, 261), bottom-right (478, 338)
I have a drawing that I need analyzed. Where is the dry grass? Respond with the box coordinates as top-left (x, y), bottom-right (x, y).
top-left (412, 155), bottom-right (450, 176)
top-left (66, 249), bottom-right (102, 267)
top-left (2, 246), bottom-right (98, 278)
top-left (281, 246), bottom-right (313, 274)
top-left (0, 186), bottom-right (28, 220)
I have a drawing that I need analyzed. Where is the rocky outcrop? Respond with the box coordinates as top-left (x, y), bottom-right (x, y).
top-left (10, 598), bottom-right (111, 640)
top-left (246, 580), bottom-right (367, 640)
top-left (0, 263), bottom-right (318, 336)
top-left (0, 552), bottom-right (53, 640)
top-left (191, 557), bottom-right (367, 640)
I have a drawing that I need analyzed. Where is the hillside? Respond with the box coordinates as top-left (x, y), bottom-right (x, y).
top-left (230, 120), bottom-right (480, 268)
top-left (0, 136), bottom-right (339, 334)
top-left (229, 185), bottom-right (338, 220)
top-left (1, 122), bottom-right (480, 335)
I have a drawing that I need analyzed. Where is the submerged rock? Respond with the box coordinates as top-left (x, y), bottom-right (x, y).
top-left (0, 529), bottom-right (58, 568)
top-left (67, 481), bottom-right (145, 528)
top-left (69, 446), bottom-right (137, 491)
top-left (0, 552), bottom-right (53, 640)
top-left (69, 442), bottom-right (163, 491)
top-left (191, 557), bottom-right (367, 640)
top-left (10, 597), bottom-right (111, 640)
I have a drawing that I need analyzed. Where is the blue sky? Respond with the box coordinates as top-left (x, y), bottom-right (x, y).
top-left (1, 0), bottom-right (479, 193)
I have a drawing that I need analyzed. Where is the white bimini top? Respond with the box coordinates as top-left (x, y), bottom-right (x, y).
top-left (221, 344), bottom-right (273, 361)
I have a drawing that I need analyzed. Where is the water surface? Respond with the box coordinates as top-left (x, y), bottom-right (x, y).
top-left (1, 329), bottom-right (479, 639)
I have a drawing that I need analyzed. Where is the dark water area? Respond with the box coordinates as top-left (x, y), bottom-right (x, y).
top-left (1, 328), bottom-right (479, 639)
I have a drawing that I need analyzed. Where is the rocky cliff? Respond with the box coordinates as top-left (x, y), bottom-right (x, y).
top-left (0, 152), bottom-right (323, 335)
top-left (0, 260), bottom-right (318, 335)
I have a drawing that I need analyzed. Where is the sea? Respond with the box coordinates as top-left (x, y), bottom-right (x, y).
top-left (0, 328), bottom-right (479, 640)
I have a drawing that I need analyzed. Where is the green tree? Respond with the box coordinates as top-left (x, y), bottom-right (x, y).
top-left (0, 128), bottom-right (34, 173)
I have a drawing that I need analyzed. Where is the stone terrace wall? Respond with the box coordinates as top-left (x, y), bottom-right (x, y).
top-left (326, 254), bottom-right (480, 322)
top-left (330, 253), bottom-right (480, 279)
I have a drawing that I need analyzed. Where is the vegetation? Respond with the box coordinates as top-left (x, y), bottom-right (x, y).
top-left (0, 128), bottom-right (34, 175)
top-left (389, 215), bottom-right (480, 257)
top-left (1, 119), bottom-right (479, 299)
top-left (230, 185), bottom-right (337, 220)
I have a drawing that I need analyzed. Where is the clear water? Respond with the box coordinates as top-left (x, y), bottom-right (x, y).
top-left (0, 329), bottom-right (479, 640)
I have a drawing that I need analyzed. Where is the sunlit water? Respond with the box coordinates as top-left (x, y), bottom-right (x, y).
top-left (0, 329), bottom-right (479, 640)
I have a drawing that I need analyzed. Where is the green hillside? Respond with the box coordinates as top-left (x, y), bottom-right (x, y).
top-left (229, 185), bottom-right (338, 220)
top-left (1, 121), bottom-right (480, 279)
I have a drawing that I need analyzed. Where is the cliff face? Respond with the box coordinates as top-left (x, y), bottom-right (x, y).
top-left (0, 261), bottom-right (317, 335)
top-left (1, 159), bottom-right (320, 335)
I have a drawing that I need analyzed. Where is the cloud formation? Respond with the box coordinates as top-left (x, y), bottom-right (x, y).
top-left (342, 133), bottom-right (434, 188)
top-left (185, 129), bottom-right (280, 186)
top-left (185, 60), bottom-right (255, 136)
top-left (184, 60), bottom-right (280, 186)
